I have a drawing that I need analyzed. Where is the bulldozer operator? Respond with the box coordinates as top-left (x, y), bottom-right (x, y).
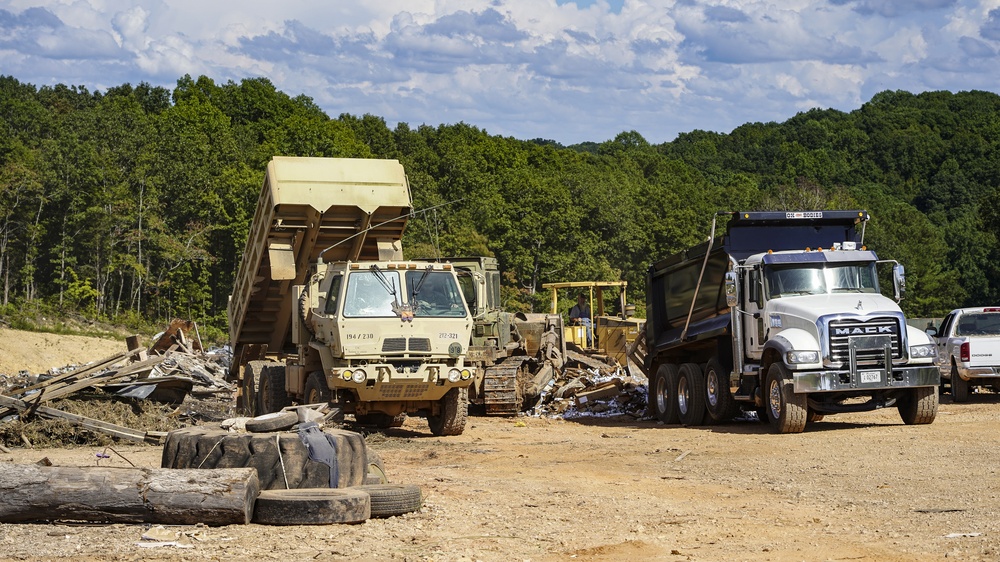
top-left (569, 293), bottom-right (593, 346)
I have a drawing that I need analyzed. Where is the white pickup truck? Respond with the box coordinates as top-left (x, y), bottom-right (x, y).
top-left (932, 307), bottom-right (1000, 402)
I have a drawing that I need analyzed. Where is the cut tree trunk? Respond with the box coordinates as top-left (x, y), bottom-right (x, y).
top-left (0, 464), bottom-right (259, 525)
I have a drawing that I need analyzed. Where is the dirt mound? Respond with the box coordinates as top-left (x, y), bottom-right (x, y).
top-left (0, 328), bottom-right (126, 376)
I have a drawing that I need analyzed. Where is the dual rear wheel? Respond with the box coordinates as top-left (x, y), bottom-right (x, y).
top-left (648, 358), bottom-right (738, 427)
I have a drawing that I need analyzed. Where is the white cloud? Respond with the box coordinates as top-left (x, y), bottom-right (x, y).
top-left (0, 0), bottom-right (998, 144)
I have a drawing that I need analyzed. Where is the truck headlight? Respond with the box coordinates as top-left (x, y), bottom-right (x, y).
top-left (351, 369), bottom-right (367, 384)
top-left (786, 350), bottom-right (820, 364)
top-left (909, 344), bottom-right (937, 359)
top-left (448, 368), bottom-right (462, 383)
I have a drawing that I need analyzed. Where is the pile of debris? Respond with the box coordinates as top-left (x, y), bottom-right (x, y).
top-left (0, 319), bottom-right (234, 450)
top-left (529, 364), bottom-right (648, 419)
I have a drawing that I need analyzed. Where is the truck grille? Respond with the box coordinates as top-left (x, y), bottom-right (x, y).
top-left (382, 338), bottom-right (406, 352)
top-left (382, 338), bottom-right (432, 353)
top-left (828, 317), bottom-right (902, 365)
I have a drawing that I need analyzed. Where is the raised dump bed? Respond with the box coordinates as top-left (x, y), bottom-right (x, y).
top-left (228, 157), bottom-right (412, 364)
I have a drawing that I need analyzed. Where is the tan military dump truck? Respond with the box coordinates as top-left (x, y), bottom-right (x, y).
top-left (228, 157), bottom-right (475, 435)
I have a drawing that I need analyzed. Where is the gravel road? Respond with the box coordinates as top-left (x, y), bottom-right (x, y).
top-left (3, 390), bottom-right (1000, 561)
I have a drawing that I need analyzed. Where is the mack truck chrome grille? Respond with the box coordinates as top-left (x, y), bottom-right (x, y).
top-left (828, 317), bottom-right (902, 365)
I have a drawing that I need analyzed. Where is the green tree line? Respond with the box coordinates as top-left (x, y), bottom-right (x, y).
top-left (1, 75), bottom-right (998, 333)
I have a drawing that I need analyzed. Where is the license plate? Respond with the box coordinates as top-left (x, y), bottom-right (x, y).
top-left (860, 370), bottom-right (881, 384)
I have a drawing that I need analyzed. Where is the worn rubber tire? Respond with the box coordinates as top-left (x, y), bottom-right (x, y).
top-left (258, 364), bottom-right (291, 415)
top-left (676, 363), bottom-right (706, 426)
top-left (241, 361), bottom-right (267, 417)
top-left (253, 488), bottom-right (370, 525)
top-left (704, 357), bottom-right (738, 424)
top-left (161, 426), bottom-right (369, 489)
top-left (898, 386), bottom-right (938, 425)
top-left (951, 364), bottom-right (970, 403)
top-left (428, 387), bottom-right (469, 436)
top-left (245, 411), bottom-right (298, 433)
top-left (807, 409), bottom-right (825, 423)
top-left (366, 449), bottom-right (389, 484)
top-left (765, 362), bottom-right (807, 434)
top-left (649, 363), bottom-right (680, 424)
top-left (304, 371), bottom-right (331, 404)
top-left (355, 484), bottom-right (422, 518)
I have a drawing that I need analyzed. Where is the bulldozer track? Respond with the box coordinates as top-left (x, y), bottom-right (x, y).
top-left (482, 357), bottom-right (530, 415)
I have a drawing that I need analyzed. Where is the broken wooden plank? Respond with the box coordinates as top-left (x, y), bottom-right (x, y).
top-left (28, 355), bottom-right (168, 404)
top-left (0, 464), bottom-right (259, 525)
top-left (14, 348), bottom-right (141, 395)
top-left (0, 394), bottom-right (167, 444)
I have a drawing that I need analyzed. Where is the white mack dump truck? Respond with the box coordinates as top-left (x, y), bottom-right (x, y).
top-left (228, 156), bottom-right (475, 436)
top-left (642, 210), bottom-right (940, 433)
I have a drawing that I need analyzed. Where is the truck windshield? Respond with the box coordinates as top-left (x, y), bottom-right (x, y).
top-left (407, 271), bottom-right (467, 318)
top-left (765, 263), bottom-right (879, 298)
top-left (343, 270), bottom-right (400, 317)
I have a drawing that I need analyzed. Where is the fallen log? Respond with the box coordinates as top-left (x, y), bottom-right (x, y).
top-left (0, 464), bottom-right (259, 525)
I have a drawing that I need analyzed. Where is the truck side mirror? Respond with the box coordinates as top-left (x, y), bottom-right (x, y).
top-left (892, 264), bottom-right (905, 301)
top-left (725, 271), bottom-right (738, 308)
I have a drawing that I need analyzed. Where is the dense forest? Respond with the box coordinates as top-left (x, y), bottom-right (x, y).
top-left (1, 74), bottom-right (999, 335)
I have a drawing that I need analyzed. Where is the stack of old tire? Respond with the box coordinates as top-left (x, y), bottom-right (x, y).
top-left (161, 410), bottom-right (422, 525)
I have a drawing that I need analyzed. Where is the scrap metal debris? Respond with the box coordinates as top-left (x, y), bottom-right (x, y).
top-left (529, 364), bottom-right (648, 419)
top-left (0, 319), bottom-right (235, 447)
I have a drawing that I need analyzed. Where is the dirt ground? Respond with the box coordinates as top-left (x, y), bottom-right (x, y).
top-left (3, 329), bottom-right (1000, 561)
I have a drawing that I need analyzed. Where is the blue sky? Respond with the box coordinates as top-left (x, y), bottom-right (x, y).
top-left (1, 1), bottom-right (998, 145)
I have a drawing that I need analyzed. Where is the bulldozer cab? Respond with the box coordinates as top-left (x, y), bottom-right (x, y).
top-left (542, 281), bottom-right (641, 367)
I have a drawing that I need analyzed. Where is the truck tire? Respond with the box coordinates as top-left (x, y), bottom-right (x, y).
top-left (704, 357), bottom-right (738, 424)
top-left (253, 488), bottom-right (370, 525)
top-left (649, 364), bottom-right (680, 424)
top-left (356, 484), bottom-right (423, 518)
top-left (161, 426), bottom-right (369, 490)
top-left (366, 449), bottom-right (389, 484)
top-left (245, 411), bottom-right (298, 433)
top-left (765, 363), bottom-right (807, 434)
top-left (258, 364), bottom-right (291, 415)
top-left (241, 361), bottom-right (267, 417)
top-left (951, 363), bottom-right (970, 402)
top-left (676, 363), bottom-right (706, 426)
top-left (898, 386), bottom-right (938, 425)
top-left (304, 371), bottom-right (331, 404)
top-left (428, 387), bottom-right (468, 436)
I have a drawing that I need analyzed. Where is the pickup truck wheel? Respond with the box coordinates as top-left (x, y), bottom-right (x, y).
top-left (258, 364), bottom-right (291, 415)
top-left (704, 357), bottom-right (738, 424)
top-left (765, 363), bottom-right (807, 434)
top-left (428, 387), bottom-right (469, 436)
top-left (676, 363), bottom-right (706, 426)
top-left (898, 386), bottom-right (938, 425)
top-left (649, 364), bottom-right (680, 424)
top-left (304, 371), bottom-right (331, 404)
top-left (951, 364), bottom-right (971, 402)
